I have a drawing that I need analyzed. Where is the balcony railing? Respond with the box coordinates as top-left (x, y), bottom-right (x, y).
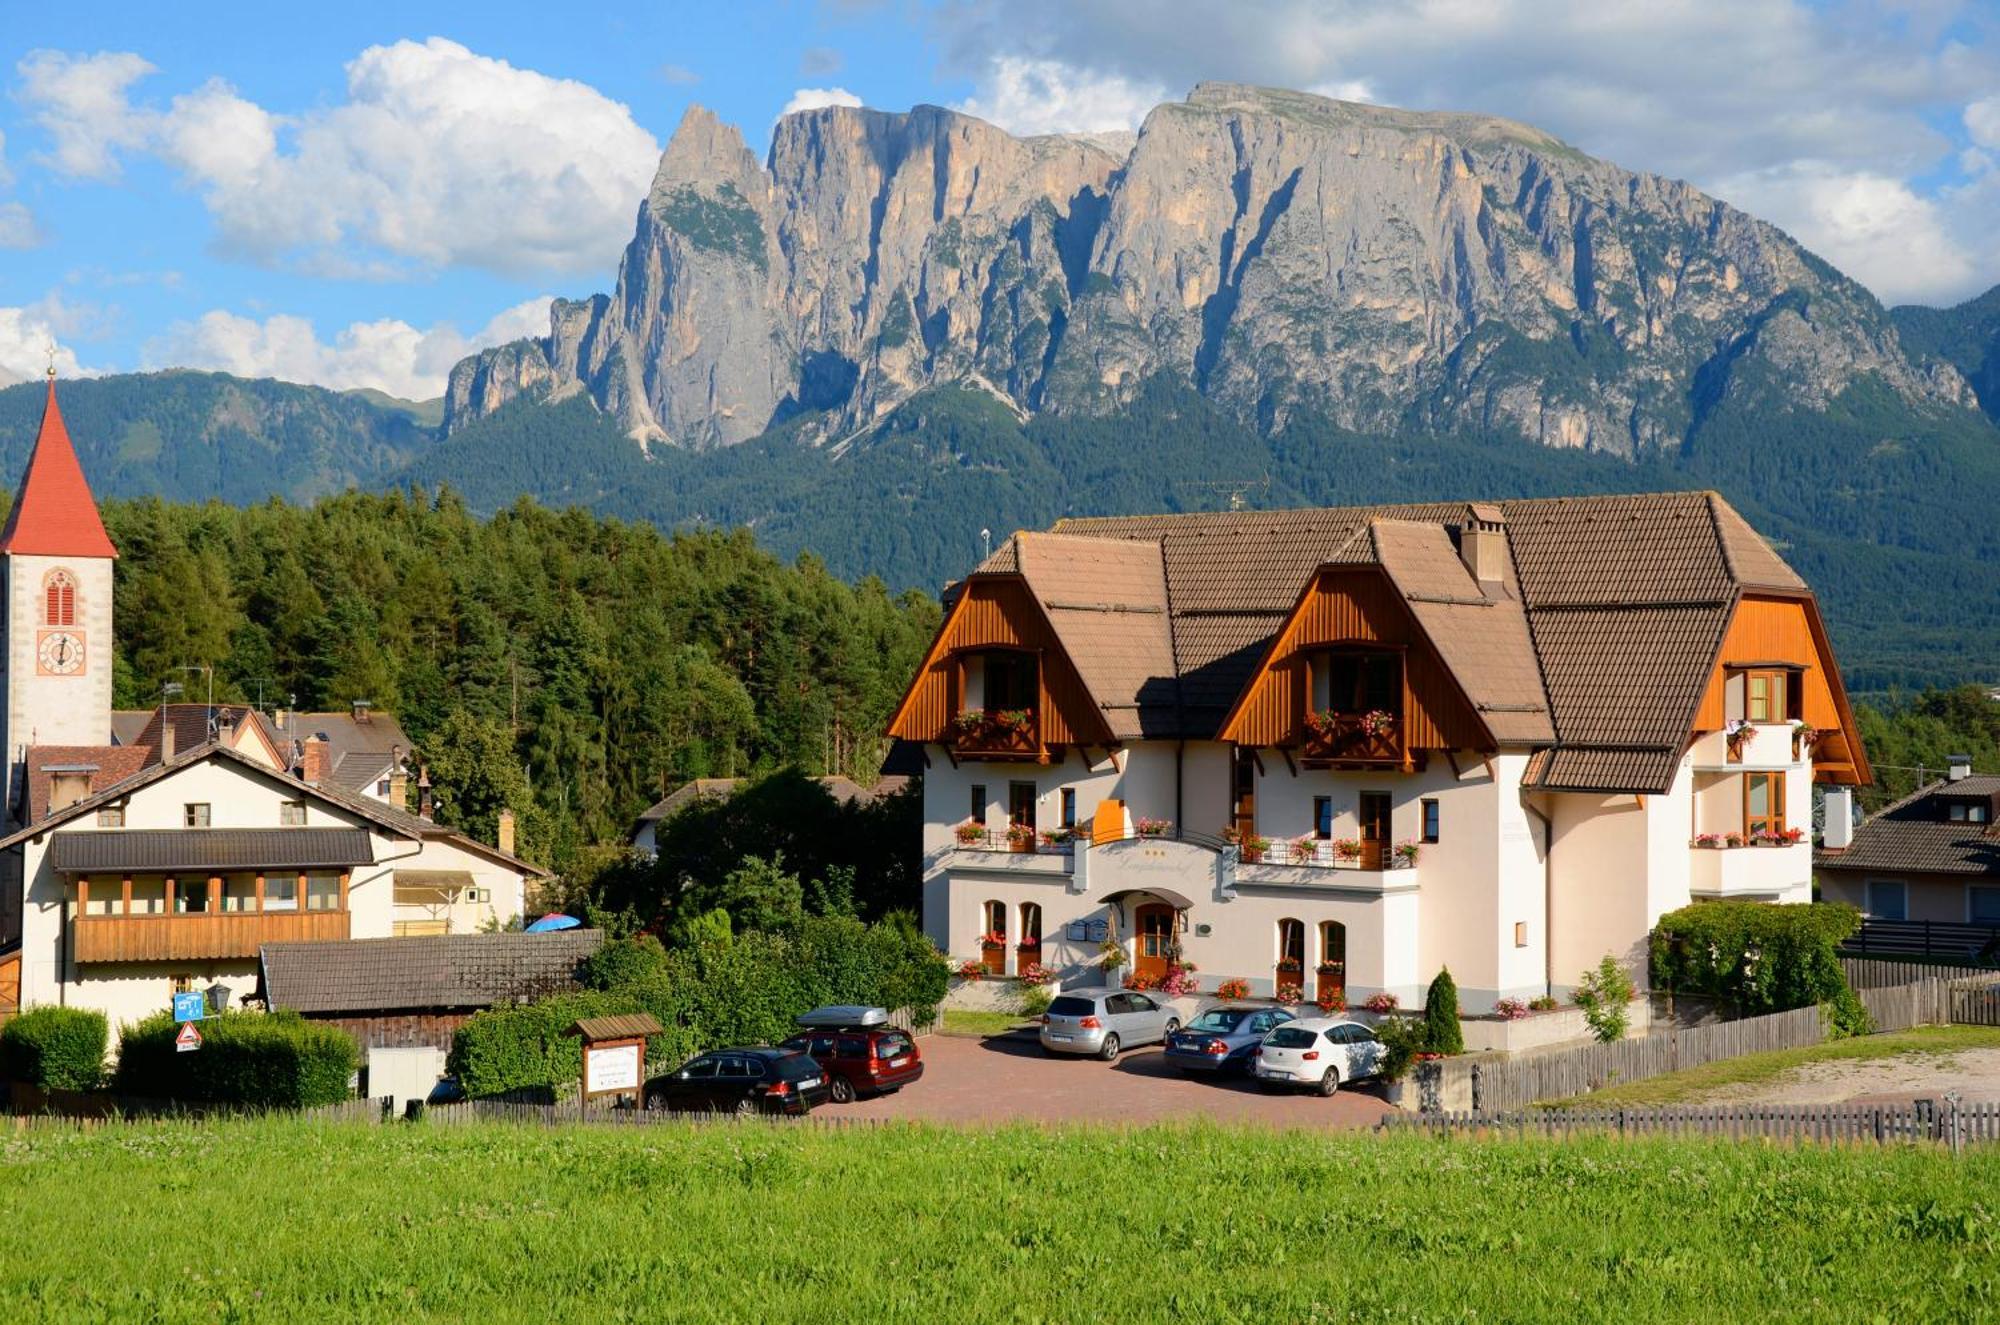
top-left (73, 909), bottom-right (352, 963)
top-left (950, 710), bottom-right (1040, 759)
top-left (1239, 839), bottom-right (1417, 871)
top-left (1299, 712), bottom-right (1402, 765)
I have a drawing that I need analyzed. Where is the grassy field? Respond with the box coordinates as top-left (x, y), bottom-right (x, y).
top-left (1544, 1025), bottom-right (2000, 1108)
top-left (2, 1118), bottom-right (1995, 1321)
top-left (938, 1009), bottom-right (1031, 1036)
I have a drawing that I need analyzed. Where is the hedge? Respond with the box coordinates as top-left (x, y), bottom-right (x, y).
top-left (0, 1005), bottom-right (108, 1090)
top-left (446, 990), bottom-right (651, 1100)
top-left (453, 915), bottom-right (951, 1098)
top-left (1421, 968), bottom-right (1463, 1056)
top-left (1651, 900), bottom-right (1868, 1034)
top-left (114, 1011), bottom-right (358, 1107)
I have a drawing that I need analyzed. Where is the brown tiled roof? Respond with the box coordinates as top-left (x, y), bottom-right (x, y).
top-left (634, 774), bottom-right (909, 827)
top-left (131, 704), bottom-right (280, 764)
top-left (981, 491), bottom-right (1816, 793)
top-left (262, 709), bottom-right (412, 789)
top-left (1816, 776), bottom-right (2000, 877)
top-left (260, 929), bottom-right (605, 1014)
top-left (1366, 520), bottom-right (1552, 744)
top-left (21, 744), bottom-right (153, 824)
top-left (1013, 532), bottom-right (1178, 740)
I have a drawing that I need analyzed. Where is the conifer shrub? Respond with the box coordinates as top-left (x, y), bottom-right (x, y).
top-left (0, 1005), bottom-right (108, 1091)
top-left (1421, 968), bottom-right (1464, 1056)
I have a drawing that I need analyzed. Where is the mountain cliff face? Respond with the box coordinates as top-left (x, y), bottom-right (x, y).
top-left (444, 83), bottom-right (1977, 456)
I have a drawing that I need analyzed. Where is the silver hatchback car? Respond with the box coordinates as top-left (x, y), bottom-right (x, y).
top-left (1039, 987), bottom-right (1181, 1060)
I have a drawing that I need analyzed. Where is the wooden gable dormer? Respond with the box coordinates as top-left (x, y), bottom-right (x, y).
top-left (1691, 591), bottom-right (1870, 786)
top-left (885, 576), bottom-right (1112, 762)
top-left (1217, 566), bottom-right (1490, 768)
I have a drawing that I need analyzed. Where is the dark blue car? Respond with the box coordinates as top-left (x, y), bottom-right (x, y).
top-left (1164, 1006), bottom-right (1295, 1075)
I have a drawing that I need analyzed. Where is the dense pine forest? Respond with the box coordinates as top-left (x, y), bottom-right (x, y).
top-left (95, 490), bottom-right (940, 869)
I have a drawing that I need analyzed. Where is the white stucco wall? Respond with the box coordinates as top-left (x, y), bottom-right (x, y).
top-left (3, 551), bottom-right (115, 814)
top-left (14, 754), bottom-right (530, 1031)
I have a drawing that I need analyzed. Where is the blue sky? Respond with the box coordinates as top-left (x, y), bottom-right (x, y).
top-left (2, 1), bottom-right (1996, 396)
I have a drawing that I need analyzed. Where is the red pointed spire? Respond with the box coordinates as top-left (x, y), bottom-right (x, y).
top-left (0, 374), bottom-right (117, 559)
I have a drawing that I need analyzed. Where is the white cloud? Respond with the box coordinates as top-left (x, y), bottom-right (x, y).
top-left (0, 127), bottom-right (12, 187)
top-left (142, 296), bottom-right (553, 399)
top-left (1711, 165), bottom-right (1976, 307)
top-left (0, 202), bottom-right (39, 249)
top-left (952, 56), bottom-right (1165, 136)
top-left (15, 49), bottom-right (157, 180)
top-left (1969, 95), bottom-right (2000, 151)
top-left (1307, 79), bottom-right (1375, 104)
top-left (779, 86), bottom-right (863, 118)
top-left (16, 39), bottom-right (661, 277)
top-left (0, 304), bottom-right (92, 381)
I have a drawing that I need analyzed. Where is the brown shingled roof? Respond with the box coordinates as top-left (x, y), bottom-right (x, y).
top-left (936, 490), bottom-right (1827, 794)
top-left (1816, 776), bottom-right (2000, 877)
top-left (261, 930), bottom-right (605, 1014)
top-left (1014, 532), bottom-right (1178, 740)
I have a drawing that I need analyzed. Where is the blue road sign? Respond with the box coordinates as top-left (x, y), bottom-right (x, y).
top-left (172, 991), bottom-right (205, 1023)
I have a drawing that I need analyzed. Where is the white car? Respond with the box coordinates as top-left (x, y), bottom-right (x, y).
top-left (1253, 1017), bottom-right (1385, 1095)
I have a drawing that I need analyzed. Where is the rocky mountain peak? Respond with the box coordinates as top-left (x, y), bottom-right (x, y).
top-left (445, 85), bottom-right (1979, 456)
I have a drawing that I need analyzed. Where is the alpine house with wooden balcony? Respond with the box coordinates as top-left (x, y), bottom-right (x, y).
top-left (887, 493), bottom-right (1870, 1011)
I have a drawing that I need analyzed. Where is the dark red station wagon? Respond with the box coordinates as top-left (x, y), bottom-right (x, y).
top-left (780, 1005), bottom-right (924, 1103)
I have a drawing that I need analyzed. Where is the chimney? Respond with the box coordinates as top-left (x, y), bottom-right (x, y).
top-left (1459, 503), bottom-right (1508, 589)
top-left (1821, 785), bottom-right (1854, 851)
top-left (497, 807), bottom-right (516, 856)
top-left (300, 735), bottom-right (330, 784)
top-left (417, 765), bottom-right (434, 822)
top-left (48, 769), bottom-right (93, 813)
top-left (160, 722), bottom-right (176, 764)
top-left (389, 743), bottom-right (409, 809)
top-left (218, 710), bottom-right (237, 744)
top-left (1947, 753), bottom-right (1972, 782)
top-left (352, 699), bottom-right (373, 724)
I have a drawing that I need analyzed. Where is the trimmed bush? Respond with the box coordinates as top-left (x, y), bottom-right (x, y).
top-left (578, 934), bottom-right (669, 990)
top-left (114, 1011), bottom-right (357, 1107)
top-left (447, 990), bottom-right (647, 1099)
top-left (1421, 968), bottom-right (1463, 1056)
top-left (0, 1005), bottom-right (108, 1090)
top-left (450, 913), bottom-right (952, 1098)
top-left (1651, 900), bottom-right (1868, 1034)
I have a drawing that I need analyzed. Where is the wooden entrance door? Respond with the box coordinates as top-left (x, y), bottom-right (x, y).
top-left (1316, 921), bottom-right (1347, 1003)
top-left (1134, 904), bottom-right (1174, 983)
top-left (1358, 792), bottom-right (1391, 870)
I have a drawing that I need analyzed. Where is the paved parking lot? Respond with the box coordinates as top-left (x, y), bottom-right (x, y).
top-left (838, 1030), bottom-right (1395, 1128)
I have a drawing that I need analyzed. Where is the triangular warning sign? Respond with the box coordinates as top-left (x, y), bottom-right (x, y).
top-left (175, 1021), bottom-right (202, 1052)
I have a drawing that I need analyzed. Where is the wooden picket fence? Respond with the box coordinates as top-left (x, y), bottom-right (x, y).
top-left (1842, 956), bottom-right (2000, 989)
top-left (1952, 982), bottom-right (2000, 1027)
top-left (1382, 1099), bottom-right (2000, 1151)
top-left (1447, 1004), bottom-right (1828, 1113)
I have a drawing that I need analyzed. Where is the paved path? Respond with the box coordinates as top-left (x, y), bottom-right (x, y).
top-left (837, 1031), bottom-right (1394, 1128)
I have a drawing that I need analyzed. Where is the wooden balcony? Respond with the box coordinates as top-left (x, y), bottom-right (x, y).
top-left (1300, 712), bottom-right (1404, 767)
top-left (951, 711), bottom-right (1041, 761)
top-left (73, 909), bottom-right (351, 963)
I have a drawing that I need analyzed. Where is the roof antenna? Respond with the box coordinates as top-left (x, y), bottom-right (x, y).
top-left (1175, 473), bottom-right (1270, 511)
top-left (979, 527), bottom-right (991, 563)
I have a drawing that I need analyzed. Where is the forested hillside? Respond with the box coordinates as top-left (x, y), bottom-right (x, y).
top-left (94, 491), bottom-right (938, 867)
top-left (0, 371), bottom-right (432, 504)
top-left (406, 374), bottom-right (2000, 692)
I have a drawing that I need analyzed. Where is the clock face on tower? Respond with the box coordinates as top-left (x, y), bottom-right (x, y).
top-left (37, 630), bottom-right (85, 676)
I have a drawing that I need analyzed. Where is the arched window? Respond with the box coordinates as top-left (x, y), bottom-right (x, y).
top-left (979, 901), bottom-right (1007, 975)
top-left (1316, 921), bottom-right (1347, 1002)
top-left (43, 569), bottom-right (76, 627)
top-left (1018, 902), bottom-right (1042, 965)
top-left (1276, 918), bottom-right (1305, 995)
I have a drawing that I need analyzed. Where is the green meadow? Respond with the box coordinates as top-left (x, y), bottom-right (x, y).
top-left (1, 1118), bottom-right (1993, 1322)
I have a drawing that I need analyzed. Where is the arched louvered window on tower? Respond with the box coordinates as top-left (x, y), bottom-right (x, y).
top-left (43, 569), bottom-right (77, 627)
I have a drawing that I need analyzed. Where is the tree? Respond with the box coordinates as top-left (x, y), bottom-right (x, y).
top-left (1421, 967), bottom-right (1464, 1056)
top-left (1573, 955), bottom-right (1637, 1044)
top-left (419, 707), bottom-right (541, 861)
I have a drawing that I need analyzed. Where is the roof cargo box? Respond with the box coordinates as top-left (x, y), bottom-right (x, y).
top-left (794, 1005), bottom-right (888, 1029)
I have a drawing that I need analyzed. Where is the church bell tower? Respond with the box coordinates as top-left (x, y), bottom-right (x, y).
top-left (1, 369), bottom-right (117, 823)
